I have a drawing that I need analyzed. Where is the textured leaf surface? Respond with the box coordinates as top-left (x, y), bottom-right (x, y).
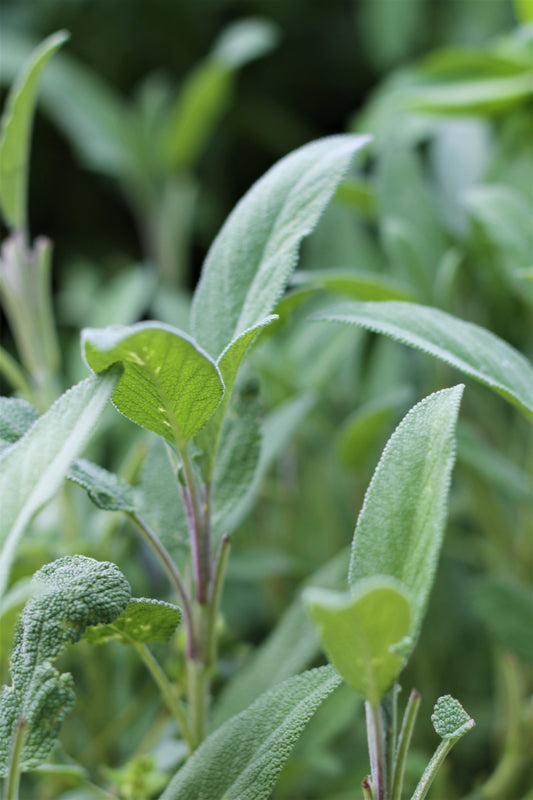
top-left (191, 134), bottom-right (371, 359)
top-left (84, 598), bottom-right (181, 645)
top-left (348, 385), bottom-right (463, 646)
top-left (313, 301), bottom-right (533, 420)
top-left (68, 458), bottom-right (136, 512)
top-left (431, 695), bottom-right (474, 739)
top-left (82, 322), bottom-right (224, 445)
top-left (0, 30), bottom-right (68, 229)
top-left (160, 666), bottom-right (341, 800)
top-left (0, 556), bottom-right (130, 775)
top-left (0, 397), bottom-right (39, 445)
top-left (0, 373), bottom-right (118, 598)
top-left (305, 578), bottom-right (411, 705)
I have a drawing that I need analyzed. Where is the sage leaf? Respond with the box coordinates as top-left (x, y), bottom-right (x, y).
top-left (431, 695), bottom-right (474, 739)
top-left (0, 397), bottom-right (39, 446)
top-left (0, 30), bottom-right (69, 230)
top-left (82, 321), bottom-right (224, 446)
top-left (191, 134), bottom-right (371, 360)
top-left (84, 598), bottom-right (181, 645)
top-left (68, 458), bottom-right (136, 512)
top-left (292, 269), bottom-right (414, 302)
top-left (160, 665), bottom-right (341, 800)
top-left (313, 301), bottom-right (533, 421)
top-left (348, 385), bottom-right (464, 648)
top-left (304, 577), bottom-right (411, 705)
top-left (0, 373), bottom-right (118, 598)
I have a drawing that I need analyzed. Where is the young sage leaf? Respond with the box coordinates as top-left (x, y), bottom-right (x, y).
top-left (82, 321), bottom-right (224, 447)
top-left (0, 30), bottom-right (69, 230)
top-left (159, 665), bottom-right (341, 800)
top-left (313, 301), bottom-right (533, 421)
top-left (431, 695), bottom-right (475, 739)
top-left (348, 385), bottom-right (464, 650)
top-left (84, 598), bottom-right (181, 645)
top-left (304, 577), bottom-right (411, 706)
top-left (0, 555), bottom-right (131, 775)
top-left (0, 372), bottom-right (118, 598)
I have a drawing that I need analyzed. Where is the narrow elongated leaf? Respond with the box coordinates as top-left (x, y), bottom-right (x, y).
top-left (84, 598), bottom-right (181, 645)
top-left (0, 30), bottom-right (68, 229)
top-left (160, 665), bottom-right (341, 800)
top-left (407, 73), bottom-right (532, 115)
top-left (348, 385), bottom-right (464, 646)
top-left (292, 270), bottom-right (413, 302)
top-left (305, 578), bottom-right (411, 705)
top-left (191, 134), bottom-right (371, 360)
top-left (0, 373), bottom-right (118, 598)
top-left (82, 322), bottom-right (224, 446)
top-left (313, 301), bottom-right (533, 421)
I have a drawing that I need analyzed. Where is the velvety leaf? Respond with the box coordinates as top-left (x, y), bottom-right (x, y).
top-left (84, 598), bottom-right (181, 645)
top-left (0, 397), bottom-right (39, 444)
top-left (313, 301), bottom-right (533, 421)
top-left (305, 577), bottom-right (411, 705)
top-left (346, 385), bottom-right (463, 646)
top-left (191, 134), bottom-right (371, 360)
top-left (159, 666), bottom-right (341, 800)
top-left (0, 373), bottom-right (118, 598)
top-left (0, 31), bottom-right (68, 229)
top-left (68, 458), bottom-right (136, 512)
top-left (82, 322), bottom-right (224, 446)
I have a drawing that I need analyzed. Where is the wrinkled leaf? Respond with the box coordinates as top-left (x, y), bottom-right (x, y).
top-left (0, 30), bottom-right (68, 229)
top-left (347, 385), bottom-right (463, 646)
top-left (0, 373), bottom-right (118, 598)
top-left (82, 322), bottom-right (224, 446)
top-left (305, 578), bottom-right (411, 705)
top-left (84, 598), bottom-right (181, 645)
top-left (191, 134), bottom-right (371, 360)
top-left (313, 301), bottom-right (533, 421)
top-left (160, 666), bottom-right (341, 800)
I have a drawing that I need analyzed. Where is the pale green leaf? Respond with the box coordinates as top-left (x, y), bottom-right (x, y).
top-left (407, 73), bottom-right (532, 115)
top-left (191, 134), bottom-right (371, 360)
top-left (211, 18), bottom-right (280, 68)
top-left (0, 30), bottom-right (68, 229)
top-left (305, 578), bottom-right (411, 705)
top-left (0, 397), bottom-right (39, 445)
top-left (347, 385), bottom-right (464, 645)
top-left (313, 301), bottom-right (533, 421)
top-left (159, 665), bottom-right (341, 800)
top-left (82, 322), bottom-right (224, 446)
top-left (292, 270), bottom-right (413, 302)
top-left (68, 458), bottom-right (136, 512)
top-left (84, 598), bottom-right (181, 645)
top-left (0, 373), bottom-right (118, 598)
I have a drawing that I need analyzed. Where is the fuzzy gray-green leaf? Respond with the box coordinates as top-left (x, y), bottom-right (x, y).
top-left (160, 665), bottom-right (341, 800)
top-left (313, 301), bottom-right (533, 421)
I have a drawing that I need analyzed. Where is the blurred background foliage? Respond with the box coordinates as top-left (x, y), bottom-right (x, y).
top-left (1, 0), bottom-right (532, 798)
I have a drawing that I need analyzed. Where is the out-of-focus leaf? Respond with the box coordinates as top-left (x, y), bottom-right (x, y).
top-left (472, 576), bottom-right (533, 664)
top-left (515, 0), bottom-right (533, 22)
top-left (84, 598), bottom-right (181, 645)
top-left (82, 322), bottom-right (224, 446)
top-left (0, 31), bottom-right (68, 229)
top-left (0, 373), bottom-right (118, 598)
top-left (347, 385), bottom-right (464, 647)
top-left (292, 270), bottom-right (413, 302)
top-left (357, 0), bottom-right (425, 69)
top-left (305, 578), bottom-right (411, 705)
top-left (407, 74), bottom-right (532, 115)
top-left (160, 666), bottom-right (341, 800)
top-left (313, 301), bottom-right (533, 421)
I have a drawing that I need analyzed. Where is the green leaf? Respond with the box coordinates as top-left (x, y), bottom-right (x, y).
top-left (0, 555), bottom-right (130, 775)
top-left (471, 576), bottom-right (533, 665)
top-left (515, 0), bottom-right (533, 22)
top-left (0, 397), bottom-right (39, 445)
top-left (304, 578), bottom-right (411, 705)
top-left (292, 270), bottom-right (413, 302)
top-left (82, 322), bottom-right (224, 446)
top-left (347, 385), bottom-right (463, 646)
top-left (0, 30), bottom-right (69, 229)
top-left (84, 598), bottom-right (181, 645)
top-left (407, 73), bottom-right (532, 115)
top-left (313, 301), bottom-right (533, 421)
top-left (68, 458), bottom-right (136, 512)
top-left (0, 373), bottom-right (118, 598)
top-left (191, 134), bottom-right (371, 361)
top-left (431, 695), bottom-right (474, 739)
top-left (159, 665), bottom-right (341, 800)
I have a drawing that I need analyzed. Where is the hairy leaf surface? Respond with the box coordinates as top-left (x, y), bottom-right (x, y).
top-left (313, 301), bottom-right (533, 420)
top-left (160, 666), bottom-right (341, 800)
top-left (84, 598), bottom-right (181, 645)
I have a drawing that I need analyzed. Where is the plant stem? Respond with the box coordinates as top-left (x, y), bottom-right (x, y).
top-left (133, 641), bottom-right (195, 753)
top-left (6, 718), bottom-right (26, 800)
top-left (391, 689), bottom-right (421, 800)
top-left (366, 701), bottom-right (387, 800)
top-left (362, 775), bottom-right (375, 800)
top-left (410, 725), bottom-right (474, 800)
top-left (207, 533), bottom-right (231, 667)
top-left (128, 512), bottom-right (195, 656)
top-left (180, 449), bottom-right (211, 604)
top-left (0, 345), bottom-right (33, 398)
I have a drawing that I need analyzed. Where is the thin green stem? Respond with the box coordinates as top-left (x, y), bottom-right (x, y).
top-left (6, 718), bottom-right (26, 800)
top-left (392, 689), bottom-right (421, 800)
top-left (133, 641), bottom-right (195, 753)
top-left (362, 776), bottom-right (375, 800)
top-left (207, 533), bottom-right (231, 667)
top-left (128, 512), bottom-right (195, 656)
top-left (365, 701), bottom-right (387, 800)
top-left (0, 345), bottom-right (33, 399)
top-left (410, 738), bottom-right (456, 800)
